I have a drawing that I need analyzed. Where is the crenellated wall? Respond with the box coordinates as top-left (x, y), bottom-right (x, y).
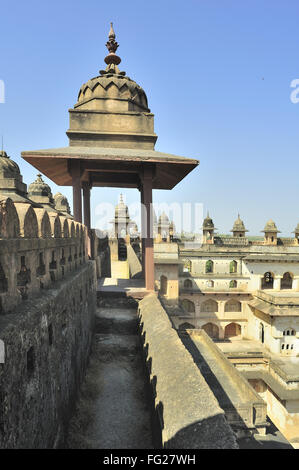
top-left (0, 196), bottom-right (97, 448)
top-left (0, 197), bottom-right (89, 314)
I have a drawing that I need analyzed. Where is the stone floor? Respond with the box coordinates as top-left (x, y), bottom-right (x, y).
top-left (97, 278), bottom-right (150, 302)
top-left (66, 304), bottom-right (153, 449)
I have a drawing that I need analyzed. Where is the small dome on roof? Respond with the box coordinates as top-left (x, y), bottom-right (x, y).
top-left (158, 212), bottom-right (170, 225)
top-left (115, 194), bottom-right (129, 219)
top-left (202, 212), bottom-right (215, 230)
top-left (262, 219), bottom-right (280, 233)
top-left (231, 214), bottom-right (248, 233)
top-left (28, 174), bottom-right (53, 198)
top-left (0, 150), bottom-right (21, 179)
top-left (54, 192), bottom-right (71, 214)
top-left (76, 23), bottom-right (149, 113)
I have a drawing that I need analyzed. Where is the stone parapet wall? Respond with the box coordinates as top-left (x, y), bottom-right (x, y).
top-left (0, 197), bottom-right (88, 314)
top-left (138, 294), bottom-right (238, 449)
top-left (0, 260), bottom-right (96, 448)
top-left (188, 329), bottom-right (267, 430)
top-left (90, 230), bottom-right (111, 278)
top-left (127, 244), bottom-right (142, 278)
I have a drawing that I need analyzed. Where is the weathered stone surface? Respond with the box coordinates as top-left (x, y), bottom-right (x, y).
top-left (138, 294), bottom-right (238, 449)
top-left (66, 304), bottom-right (153, 449)
top-left (0, 261), bottom-right (96, 449)
top-left (126, 244), bottom-right (142, 279)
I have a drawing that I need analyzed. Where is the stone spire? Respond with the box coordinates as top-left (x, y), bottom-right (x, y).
top-left (262, 219), bottom-right (280, 246)
top-left (231, 213), bottom-right (248, 237)
top-left (202, 211), bottom-right (216, 244)
top-left (101, 22), bottom-right (124, 75)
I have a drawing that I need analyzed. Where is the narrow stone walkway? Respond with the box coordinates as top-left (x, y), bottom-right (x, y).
top-left (66, 302), bottom-right (153, 449)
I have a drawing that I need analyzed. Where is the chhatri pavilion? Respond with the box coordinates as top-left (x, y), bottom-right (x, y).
top-left (21, 24), bottom-right (199, 290)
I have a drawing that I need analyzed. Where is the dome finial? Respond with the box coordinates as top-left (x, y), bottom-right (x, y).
top-left (101, 22), bottom-right (123, 75)
top-left (108, 22), bottom-right (116, 40)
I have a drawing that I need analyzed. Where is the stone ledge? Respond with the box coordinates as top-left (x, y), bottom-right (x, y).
top-left (138, 293), bottom-right (238, 449)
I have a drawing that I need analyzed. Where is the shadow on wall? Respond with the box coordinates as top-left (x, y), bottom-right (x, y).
top-left (179, 332), bottom-right (257, 438)
top-left (140, 323), bottom-right (238, 449)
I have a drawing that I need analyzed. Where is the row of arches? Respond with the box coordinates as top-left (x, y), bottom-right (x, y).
top-left (179, 321), bottom-right (242, 339)
top-left (183, 279), bottom-right (238, 289)
top-left (181, 298), bottom-right (242, 313)
top-left (184, 259), bottom-right (239, 274)
top-left (283, 328), bottom-right (296, 336)
top-left (206, 260), bottom-right (238, 274)
top-left (0, 196), bottom-right (86, 239)
top-left (261, 272), bottom-right (293, 289)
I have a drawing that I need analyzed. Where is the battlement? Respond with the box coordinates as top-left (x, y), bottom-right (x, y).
top-left (0, 196), bottom-right (88, 314)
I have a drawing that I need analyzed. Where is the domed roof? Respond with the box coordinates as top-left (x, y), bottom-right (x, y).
top-left (202, 212), bottom-right (215, 230)
top-left (158, 212), bottom-right (170, 225)
top-left (28, 174), bottom-right (54, 204)
top-left (54, 192), bottom-right (71, 215)
top-left (0, 150), bottom-right (21, 179)
top-left (262, 219), bottom-right (280, 233)
top-left (231, 214), bottom-right (248, 233)
top-left (76, 74), bottom-right (149, 112)
top-left (115, 194), bottom-right (129, 219)
top-left (75, 23), bottom-right (149, 113)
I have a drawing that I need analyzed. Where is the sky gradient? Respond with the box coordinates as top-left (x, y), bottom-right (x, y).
top-left (0, 0), bottom-right (298, 235)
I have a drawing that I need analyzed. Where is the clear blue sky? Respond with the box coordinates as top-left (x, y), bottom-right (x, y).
top-left (0, 0), bottom-right (298, 235)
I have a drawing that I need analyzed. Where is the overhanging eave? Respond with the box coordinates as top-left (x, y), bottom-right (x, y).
top-left (21, 146), bottom-right (199, 189)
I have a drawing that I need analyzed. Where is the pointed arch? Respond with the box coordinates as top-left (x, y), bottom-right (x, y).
top-left (202, 323), bottom-right (219, 339)
top-left (281, 272), bottom-right (293, 289)
top-left (181, 299), bottom-right (195, 314)
top-left (201, 299), bottom-right (218, 312)
top-left (224, 299), bottom-right (241, 312)
top-left (205, 260), bottom-right (214, 273)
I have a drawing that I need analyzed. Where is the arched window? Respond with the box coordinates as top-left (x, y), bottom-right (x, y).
top-left (224, 299), bottom-right (241, 312)
top-left (229, 260), bottom-right (237, 274)
top-left (205, 260), bottom-right (214, 274)
top-left (283, 328), bottom-right (296, 336)
top-left (229, 280), bottom-right (237, 288)
top-left (261, 272), bottom-right (274, 289)
top-left (184, 279), bottom-right (193, 289)
top-left (281, 344), bottom-right (285, 350)
top-left (206, 280), bottom-right (214, 288)
top-left (201, 299), bottom-right (218, 312)
top-left (202, 322), bottom-right (219, 339)
top-left (181, 299), bottom-right (195, 314)
top-left (184, 260), bottom-right (191, 273)
top-left (224, 323), bottom-right (241, 338)
top-left (281, 272), bottom-right (293, 290)
top-left (160, 275), bottom-right (168, 296)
